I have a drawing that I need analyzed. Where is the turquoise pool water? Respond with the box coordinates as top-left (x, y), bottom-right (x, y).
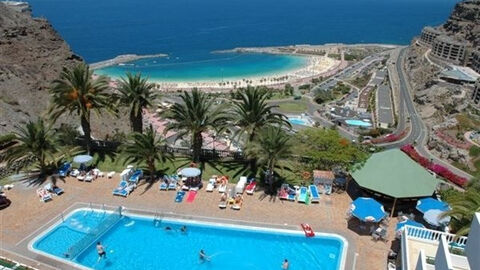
top-left (31, 209), bottom-right (346, 270)
top-left (345, 119), bottom-right (372, 127)
top-left (288, 117), bottom-right (312, 126)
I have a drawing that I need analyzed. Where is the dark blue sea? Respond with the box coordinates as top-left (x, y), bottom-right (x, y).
top-left (28, 0), bottom-right (459, 81)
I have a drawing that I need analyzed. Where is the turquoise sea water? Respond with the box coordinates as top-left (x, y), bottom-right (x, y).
top-left (27, 0), bottom-right (459, 81)
top-left (33, 209), bottom-right (346, 270)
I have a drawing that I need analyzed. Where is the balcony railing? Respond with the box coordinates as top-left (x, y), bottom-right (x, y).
top-left (404, 225), bottom-right (468, 246)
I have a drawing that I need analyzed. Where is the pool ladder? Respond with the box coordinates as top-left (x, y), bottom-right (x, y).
top-left (153, 212), bottom-right (163, 227)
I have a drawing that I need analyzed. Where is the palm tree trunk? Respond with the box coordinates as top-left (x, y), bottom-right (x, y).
top-left (130, 108), bottom-right (143, 133)
top-left (148, 160), bottom-right (156, 181)
top-left (248, 132), bottom-right (257, 177)
top-left (192, 132), bottom-right (203, 162)
top-left (80, 114), bottom-right (92, 155)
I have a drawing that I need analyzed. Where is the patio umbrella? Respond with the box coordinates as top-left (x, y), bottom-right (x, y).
top-left (395, 219), bottom-right (425, 232)
top-left (351, 197), bottom-right (386, 222)
top-left (423, 209), bottom-right (451, 227)
top-left (416, 198), bottom-right (450, 214)
top-left (73, 155), bottom-right (93, 164)
top-left (179, 167), bottom-right (201, 178)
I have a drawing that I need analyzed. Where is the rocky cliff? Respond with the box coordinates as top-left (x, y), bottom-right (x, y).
top-left (0, 3), bottom-right (83, 133)
top-left (441, 0), bottom-right (480, 46)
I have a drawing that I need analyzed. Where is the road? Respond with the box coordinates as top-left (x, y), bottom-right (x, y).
top-left (382, 48), bottom-right (472, 179)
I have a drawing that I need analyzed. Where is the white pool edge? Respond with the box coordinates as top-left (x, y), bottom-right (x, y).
top-left (28, 207), bottom-right (349, 270)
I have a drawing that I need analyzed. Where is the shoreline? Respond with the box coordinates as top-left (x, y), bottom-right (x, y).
top-left (90, 53), bottom-right (167, 69)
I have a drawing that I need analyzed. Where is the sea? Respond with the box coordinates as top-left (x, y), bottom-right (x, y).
top-left (27, 0), bottom-right (459, 81)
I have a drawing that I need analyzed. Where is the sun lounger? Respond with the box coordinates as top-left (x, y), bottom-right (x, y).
top-left (219, 195), bottom-right (228, 209)
top-left (129, 169), bottom-right (143, 183)
top-left (37, 188), bottom-right (52, 202)
top-left (235, 176), bottom-right (247, 194)
top-left (175, 191), bottom-right (186, 202)
top-left (44, 183), bottom-right (64, 195)
top-left (297, 186), bottom-right (308, 203)
top-left (245, 180), bottom-right (256, 195)
top-left (112, 181), bottom-right (135, 197)
top-left (77, 175), bottom-right (85, 181)
top-left (168, 178), bottom-right (177, 190)
top-left (231, 203), bottom-right (241, 210)
top-left (309, 185), bottom-right (320, 203)
top-left (70, 169), bottom-right (80, 177)
top-left (218, 183), bottom-right (227, 193)
top-left (160, 179), bottom-right (168, 190)
top-left (85, 174), bottom-right (94, 182)
top-left (58, 162), bottom-right (71, 177)
top-left (206, 178), bottom-right (216, 192)
top-left (278, 184), bottom-right (289, 200)
top-left (324, 184), bottom-right (332, 195)
top-left (107, 171), bottom-right (115, 178)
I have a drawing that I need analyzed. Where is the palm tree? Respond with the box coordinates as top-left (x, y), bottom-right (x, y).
top-left (49, 63), bottom-right (114, 154)
top-left (443, 189), bottom-right (480, 236)
top-left (246, 126), bottom-right (292, 194)
top-left (2, 119), bottom-right (59, 176)
top-left (121, 125), bottom-right (172, 181)
top-left (163, 89), bottom-right (227, 162)
top-left (116, 73), bottom-right (157, 133)
top-left (231, 86), bottom-right (291, 175)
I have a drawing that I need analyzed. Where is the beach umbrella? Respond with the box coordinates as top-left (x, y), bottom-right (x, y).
top-left (416, 198), bottom-right (450, 214)
top-left (351, 197), bottom-right (386, 222)
top-left (180, 167), bottom-right (201, 178)
top-left (73, 154), bottom-right (93, 164)
top-left (423, 209), bottom-right (451, 227)
top-left (395, 220), bottom-right (425, 232)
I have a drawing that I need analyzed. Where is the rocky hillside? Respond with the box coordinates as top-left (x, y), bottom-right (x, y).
top-left (0, 3), bottom-right (129, 138)
top-left (441, 0), bottom-right (480, 46)
top-left (0, 3), bottom-right (82, 133)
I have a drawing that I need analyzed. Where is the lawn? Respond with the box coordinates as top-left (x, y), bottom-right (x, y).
top-left (276, 98), bottom-right (308, 114)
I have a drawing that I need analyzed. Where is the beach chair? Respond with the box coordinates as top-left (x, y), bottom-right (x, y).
top-left (36, 188), bottom-right (52, 202)
top-left (70, 169), bottom-right (79, 177)
top-left (309, 185), bottom-right (320, 203)
top-left (112, 181), bottom-right (135, 197)
top-left (219, 194), bottom-right (228, 209)
top-left (107, 171), bottom-right (115, 178)
top-left (245, 180), bottom-right (256, 195)
top-left (85, 173), bottom-right (94, 182)
top-left (278, 184), bottom-right (289, 200)
top-left (58, 162), bottom-right (71, 177)
top-left (168, 178), bottom-right (177, 190)
top-left (44, 183), bottom-right (64, 195)
top-left (218, 183), bottom-right (227, 193)
top-left (175, 191), bottom-right (186, 202)
top-left (297, 186), bottom-right (308, 203)
top-left (77, 174), bottom-right (85, 181)
top-left (206, 178), bottom-right (216, 192)
top-left (129, 169), bottom-right (143, 184)
top-left (160, 177), bottom-right (168, 190)
top-left (235, 176), bottom-right (247, 194)
top-left (324, 184), bottom-right (332, 195)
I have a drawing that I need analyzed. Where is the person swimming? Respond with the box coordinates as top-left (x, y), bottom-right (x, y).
top-left (165, 226), bottom-right (172, 231)
top-left (282, 259), bottom-right (289, 269)
top-left (180, 225), bottom-right (187, 233)
top-left (96, 242), bottom-right (107, 261)
top-left (199, 249), bottom-right (210, 262)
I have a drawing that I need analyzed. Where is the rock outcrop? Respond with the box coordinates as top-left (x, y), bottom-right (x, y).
top-left (0, 3), bottom-right (83, 133)
top-left (441, 0), bottom-right (480, 46)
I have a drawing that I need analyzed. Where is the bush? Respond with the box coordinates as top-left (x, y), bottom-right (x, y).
top-left (469, 145), bottom-right (480, 157)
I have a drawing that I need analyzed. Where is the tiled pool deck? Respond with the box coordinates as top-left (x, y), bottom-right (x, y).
top-left (0, 176), bottom-right (394, 269)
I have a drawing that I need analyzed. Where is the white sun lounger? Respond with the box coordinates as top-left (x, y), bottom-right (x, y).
top-left (107, 171), bottom-right (115, 178)
top-left (235, 176), bottom-right (247, 194)
top-left (206, 179), bottom-right (216, 192)
top-left (218, 183), bottom-right (227, 193)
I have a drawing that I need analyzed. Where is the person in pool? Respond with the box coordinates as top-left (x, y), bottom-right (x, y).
top-left (282, 259), bottom-right (289, 269)
top-left (165, 226), bottom-right (172, 231)
top-left (96, 242), bottom-right (107, 261)
top-left (180, 225), bottom-right (187, 233)
top-left (199, 249), bottom-right (210, 262)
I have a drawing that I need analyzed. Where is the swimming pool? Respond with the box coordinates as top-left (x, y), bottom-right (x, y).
top-left (30, 208), bottom-right (347, 270)
top-left (345, 119), bottom-right (372, 127)
top-left (288, 117), bottom-right (313, 127)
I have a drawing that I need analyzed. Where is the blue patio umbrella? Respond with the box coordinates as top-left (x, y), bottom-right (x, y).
top-left (73, 155), bottom-right (93, 164)
top-left (396, 220), bottom-right (425, 232)
top-left (351, 197), bottom-right (386, 222)
top-left (416, 198), bottom-right (450, 214)
top-left (180, 167), bottom-right (201, 178)
top-left (424, 209), bottom-right (451, 227)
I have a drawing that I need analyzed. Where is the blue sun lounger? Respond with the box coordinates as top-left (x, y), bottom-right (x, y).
top-left (297, 186), bottom-right (308, 203)
top-left (113, 181), bottom-right (134, 197)
top-left (129, 169), bottom-right (143, 184)
top-left (168, 178), bottom-right (177, 190)
top-left (160, 179), bottom-right (168, 190)
top-left (58, 162), bottom-right (71, 177)
top-left (175, 191), bottom-right (186, 202)
top-left (309, 185), bottom-right (320, 203)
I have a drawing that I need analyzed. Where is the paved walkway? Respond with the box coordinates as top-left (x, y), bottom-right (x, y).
top-left (0, 175), bottom-right (394, 270)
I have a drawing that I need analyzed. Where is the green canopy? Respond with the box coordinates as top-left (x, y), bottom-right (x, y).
top-left (351, 149), bottom-right (440, 198)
